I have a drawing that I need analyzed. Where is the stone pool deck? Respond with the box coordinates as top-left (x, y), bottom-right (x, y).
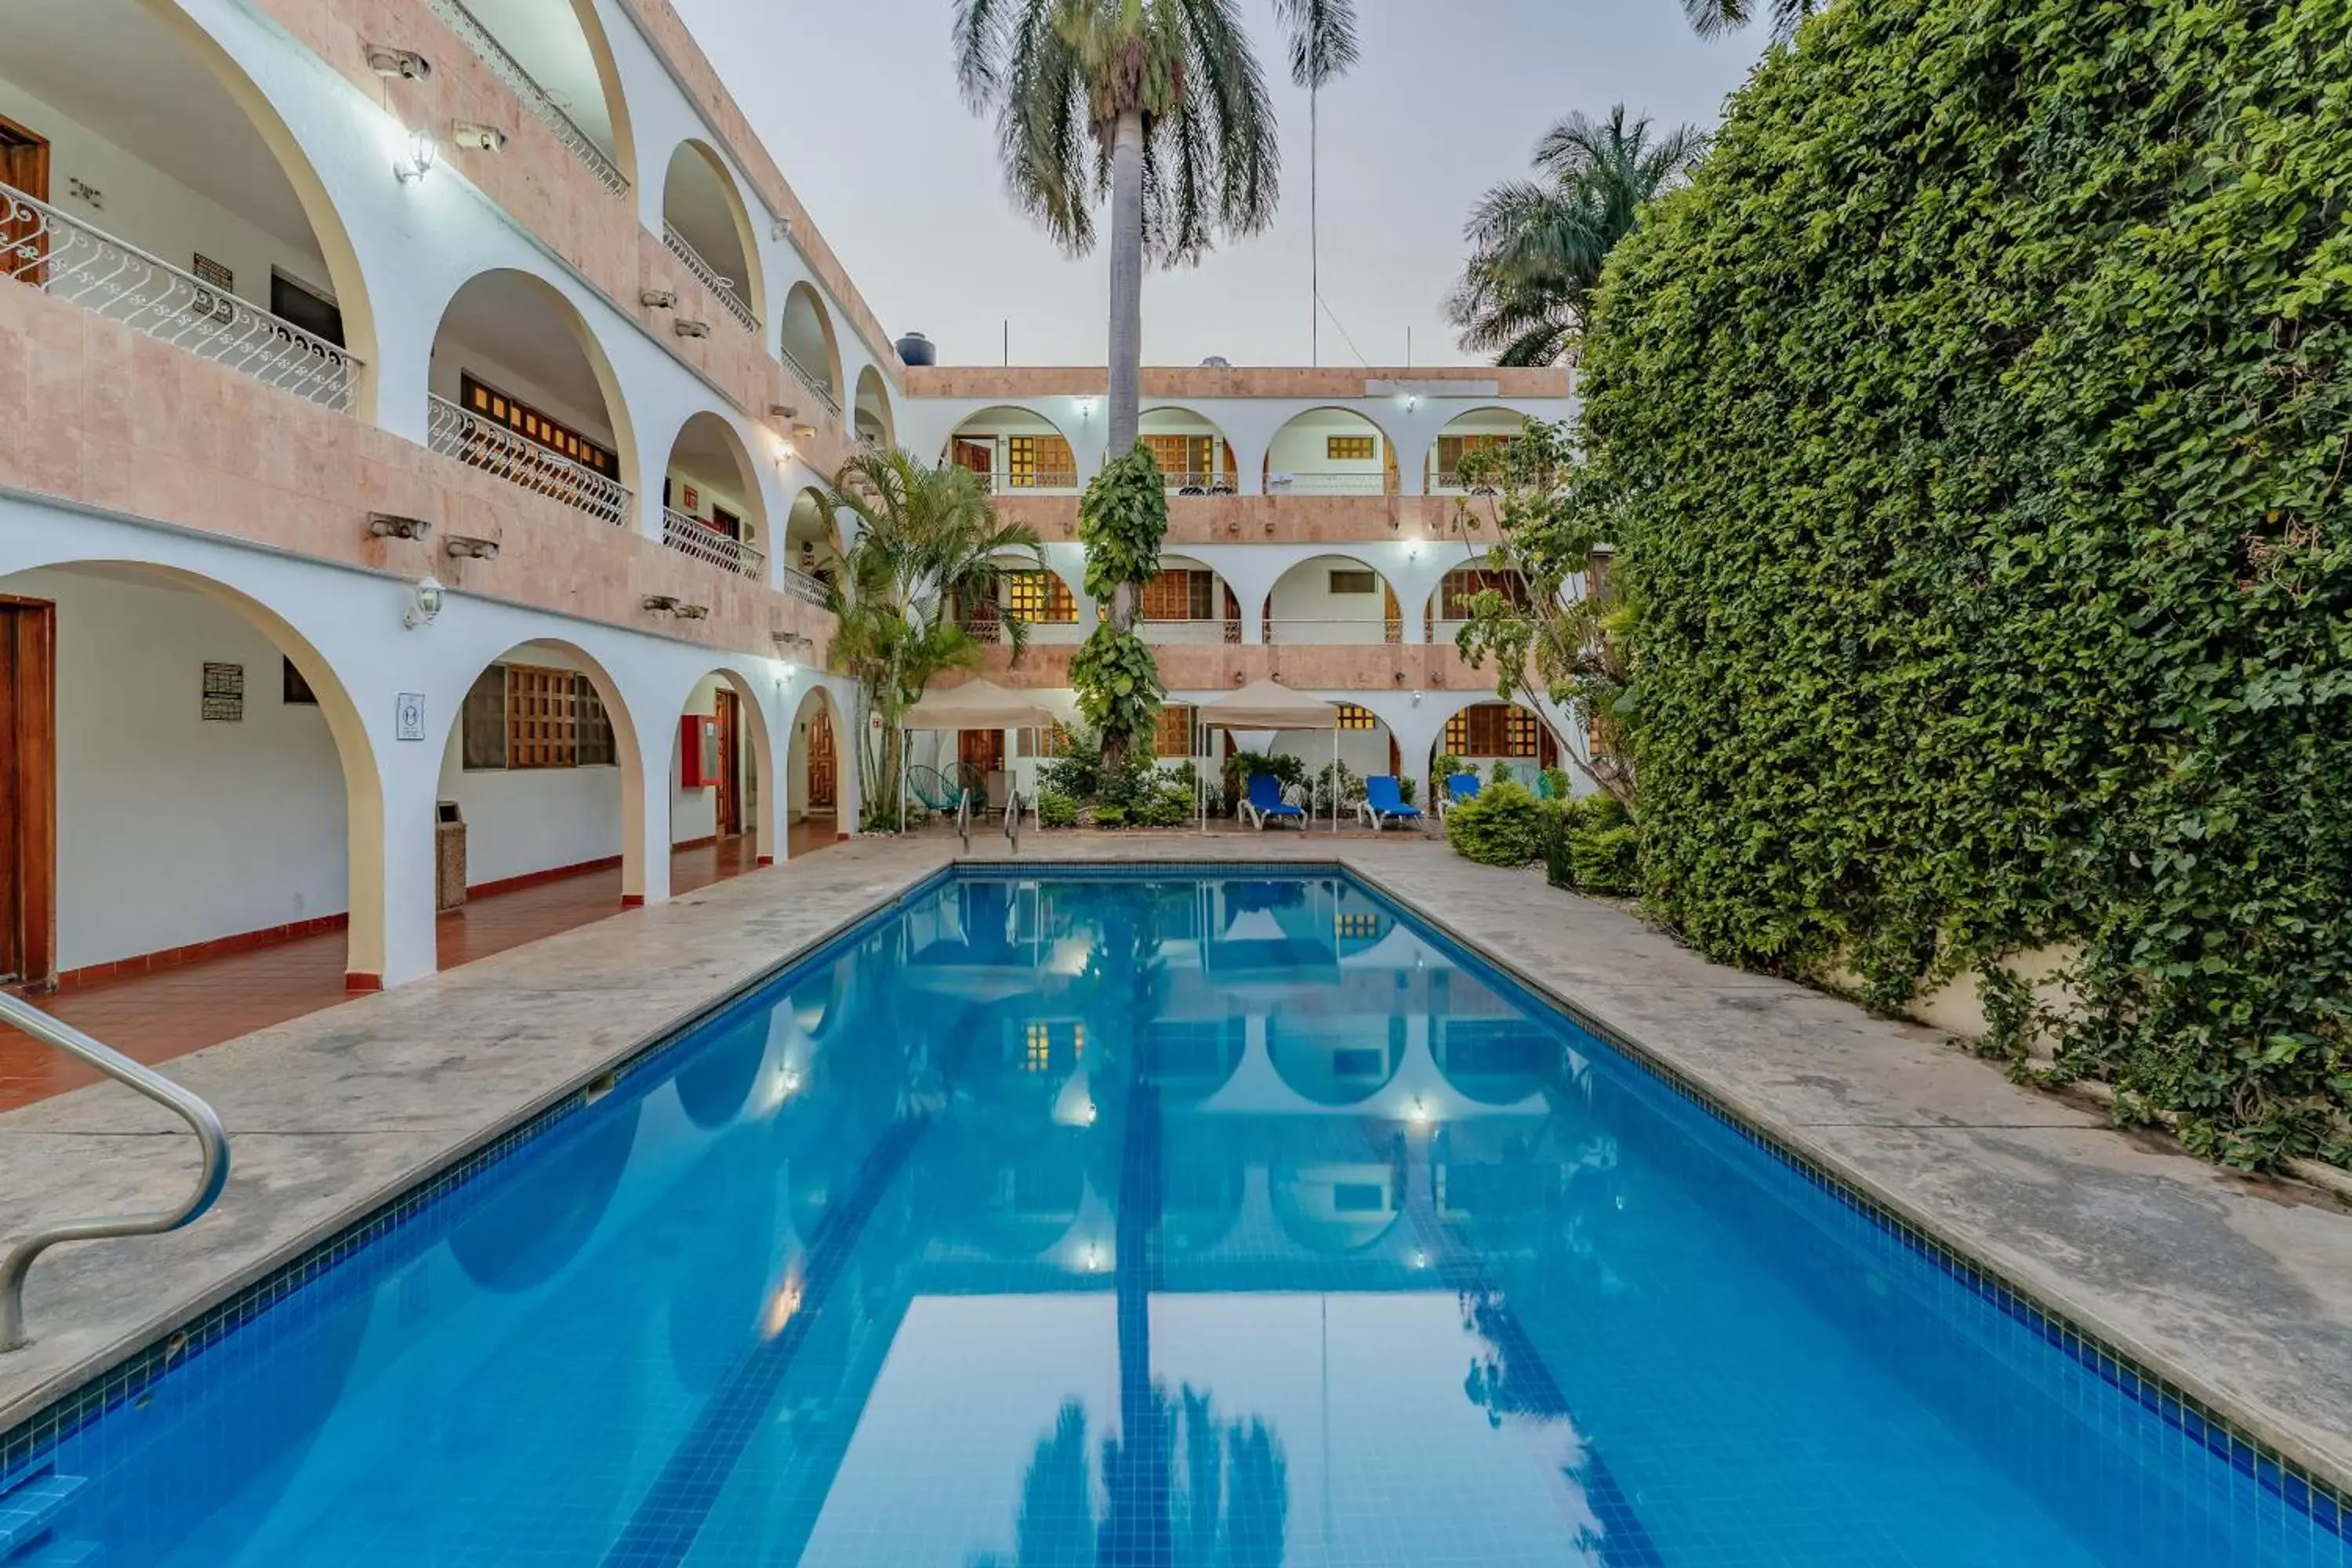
top-left (4, 829), bottom-right (2350, 1497)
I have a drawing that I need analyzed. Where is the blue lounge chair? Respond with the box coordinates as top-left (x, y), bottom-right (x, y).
top-left (1359, 775), bottom-right (1425, 832)
top-left (1239, 773), bottom-right (1307, 830)
top-left (1437, 772), bottom-right (1483, 822)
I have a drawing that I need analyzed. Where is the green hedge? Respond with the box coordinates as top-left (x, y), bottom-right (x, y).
top-left (1581, 0), bottom-right (2351, 1166)
top-left (1445, 781), bottom-right (1555, 867)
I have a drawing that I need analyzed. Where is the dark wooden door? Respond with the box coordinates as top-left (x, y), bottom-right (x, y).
top-left (713, 689), bottom-right (741, 837)
top-left (1, 114), bottom-right (52, 288)
top-left (0, 597), bottom-right (57, 989)
top-left (808, 709), bottom-right (837, 811)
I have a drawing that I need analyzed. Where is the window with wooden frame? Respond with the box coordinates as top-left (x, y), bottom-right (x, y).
top-left (460, 666), bottom-right (508, 770)
top-left (1015, 720), bottom-right (1074, 760)
top-left (1327, 568), bottom-right (1377, 595)
top-left (1436, 433), bottom-right (1515, 475)
top-left (1326, 434), bottom-right (1377, 462)
top-left (1007, 434), bottom-right (1075, 487)
top-left (504, 665), bottom-right (578, 768)
top-left (1145, 434), bottom-right (1214, 483)
top-left (1445, 704), bottom-right (1541, 757)
top-left (1141, 568), bottom-right (1216, 621)
top-left (1004, 571), bottom-right (1076, 623)
top-left (576, 678), bottom-right (616, 766)
top-left (1439, 568), bottom-right (1531, 619)
top-left (461, 374), bottom-right (617, 475)
top-left (1336, 703), bottom-right (1379, 731)
top-left (1154, 705), bottom-right (1196, 759)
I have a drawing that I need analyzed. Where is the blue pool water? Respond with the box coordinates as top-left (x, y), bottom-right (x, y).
top-left (3, 870), bottom-right (2344, 1566)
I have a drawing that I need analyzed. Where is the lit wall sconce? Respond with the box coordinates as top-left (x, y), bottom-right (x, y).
top-left (444, 535), bottom-right (499, 561)
top-left (673, 318), bottom-right (711, 339)
top-left (792, 423), bottom-right (816, 442)
top-left (365, 44), bottom-right (432, 79)
top-left (767, 402), bottom-right (797, 419)
top-left (403, 575), bottom-right (445, 630)
top-left (771, 631), bottom-right (814, 655)
top-left (1074, 397), bottom-right (1098, 420)
top-left (368, 512), bottom-right (431, 542)
top-left (394, 128), bottom-right (436, 184)
top-left (1410, 689), bottom-right (1424, 706)
top-left (641, 289), bottom-right (678, 310)
top-left (451, 122), bottom-right (507, 152)
top-left (641, 594), bottom-right (680, 613)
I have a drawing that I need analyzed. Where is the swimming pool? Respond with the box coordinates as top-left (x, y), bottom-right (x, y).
top-left (1, 868), bottom-right (2343, 1566)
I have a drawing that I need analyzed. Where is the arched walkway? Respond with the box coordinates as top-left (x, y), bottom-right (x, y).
top-left (0, 560), bottom-right (383, 1105)
top-left (669, 667), bottom-right (777, 887)
top-left (660, 140), bottom-right (763, 333)
top-left (1430, 699), bottom-right (1568, 793)
top-left (787, 685), bottom-right (848, 848)
top-left (426, 269), bottom-right (638, 528)
top-left (1263, 408), bottom-right (1398, 496)
top-left (854, 366), bottom-right (895, 448)
top-left (783, 488), bottom-right (844, 589)
top-left (1425, 407), bottom-right (1526, 492)
top-left (659, 412), bottom-right (769, 579)
top-left (1136, 554), bottom-right (1240, 645)
top-left (1262, 554), bottom-right (1403, 646)
top-left (1140, 406), bottom-right (1240, 493)
top-left (946, 405), bottom-right (1081, 494)
top-left (780, 283), bottom-right (843, 417)
top-left (1425, 554), bottom-right (1534, 641)
top-left (1, 0), bottom-right (380, 412)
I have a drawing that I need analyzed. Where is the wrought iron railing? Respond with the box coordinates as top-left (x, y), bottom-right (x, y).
top-left (1138, 618), bottom-right (1239, 646)
top-left (1265, 470), bottom-right (1390, 495)
top-left (1262, 616), bottom-right (1403, 646)
top-left (421, 0), bottom-right (628, 196)
top-left (662, 224), bottom-right (758, 335)
top-left (1162, 471), bottom-right (1238, 495)
top-left (780, 345), bottom-right (841, 418)
top-left (779, 565), bottom-right (831, 607)
top-left (3, 182), bottom-right (361, 412)
top-left (1432, 470), bottom-right (1501, 495)
top-left (429, 394), bottom-right (633, 525)
top-left (662, 506), bottom-right (764, 578)
top-left (987, 469), bottom-right (1081, 493)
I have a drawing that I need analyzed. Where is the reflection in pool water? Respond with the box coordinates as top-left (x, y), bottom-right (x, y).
top-left (11, 873), bottom-right (2345, 1567)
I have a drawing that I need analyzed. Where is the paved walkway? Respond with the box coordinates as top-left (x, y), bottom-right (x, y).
top-left (2, 829), bottom-right (2348, 1501)
top-left (0, 826), bottom-right (841, 1110)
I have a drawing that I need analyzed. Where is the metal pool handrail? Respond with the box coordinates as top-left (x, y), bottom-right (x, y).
top-left (1004, 788), bottom-right (1024, 853)
top-left (0, 993), bottom-right (230, 1352)
top-left (956, 787), bottom-right (975, 853)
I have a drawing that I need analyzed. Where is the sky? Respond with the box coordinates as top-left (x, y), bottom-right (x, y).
top-left (667, 0), bottom-right (1768, 369)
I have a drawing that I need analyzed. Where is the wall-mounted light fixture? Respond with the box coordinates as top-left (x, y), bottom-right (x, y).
top-left (393, 128), bottom-right (436, 184)
top-left (771, 217), bottom-right (793, 241)
top-left (640, 289), bottom-right (678, 310)
top-left (771, 631), bottom-right (814, 656)
top-left (673, 604), bottom-right (710, 620)
top-left (673, 319), bottom-right (711, 339)
top-left (403, 575), bottom-right (445, 630)
top-left (368, 512), bottom-right (431, 542)
top-left (451, 122), bottom-right (507, 153)
top-left (365, 43), bottom-right (432, 79)
top-left (792, 423), bottom-right (817, 443)
top-left (1074, 397), bottom-right (1098, 420)
top-left (641, 594), bottom-right (680, 613)
top-left (767, 403), bottom-right (797, 419)
top-left (444, 535), bottom-right (499, 561)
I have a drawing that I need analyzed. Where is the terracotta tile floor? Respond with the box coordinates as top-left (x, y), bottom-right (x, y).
top-left (0, 824), bottom-right (844, 1111)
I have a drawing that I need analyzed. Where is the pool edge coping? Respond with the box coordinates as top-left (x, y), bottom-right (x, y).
top-left (3, 848), bottom-right (2347, 1535)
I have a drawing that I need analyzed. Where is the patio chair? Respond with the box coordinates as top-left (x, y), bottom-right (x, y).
top-left (1237, 773), bottom-right (1308, 831)
top-left (1358, 775), bottom-right (1425, 832)
top-left (906, 765), bottom-right (970, 816)
top-left (1436, 772), bottom-right (1483, 822)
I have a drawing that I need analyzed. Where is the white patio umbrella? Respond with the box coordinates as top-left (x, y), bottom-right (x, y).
top-left (895, 679), bottom-right (1058, 833)
top-left (1194, 678), bottom-right (1342, 833)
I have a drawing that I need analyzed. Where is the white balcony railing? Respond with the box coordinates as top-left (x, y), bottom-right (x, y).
top-left (964, 616), bottom-right (1084, 646)
top-left (780, 345), bottom-right (840, 419)
top-left (779, 566), bottom-right (830, 608)
top-left (1265, 471), bottom-right (1389, 495)
top-left (1162, 472), bottom-right (1238, 495)
top-left (662, 507), bottom-right (764, 579)
top-left (1263, 617), bottom-right (1402, 646)
top-left (662, 225), bottom-right (758, 335)
top-left (4, 183), bottom-right (361, 412)
top-left (428, 394), bottom-right (633, 526)
top-left (422, 0), bottom-right (629, 196)
top-left (1431, 470), bottom-right (1501, 495)
top-left (985, 470), bottom-right (1082, 494)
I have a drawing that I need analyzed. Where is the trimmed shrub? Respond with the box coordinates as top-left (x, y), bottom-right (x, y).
top-left (1569, 825), bottom-right (1642, 896)
top-left (1036, 789), bottom-right (1079, 829)
top-left (1581, 0), bottom-right (2352, 1166)
top-left (1444, 780), bottom-right (1553, 867)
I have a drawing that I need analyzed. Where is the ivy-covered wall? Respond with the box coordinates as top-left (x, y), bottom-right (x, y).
top-left (1580, 0), bottom-right (2350, 1167)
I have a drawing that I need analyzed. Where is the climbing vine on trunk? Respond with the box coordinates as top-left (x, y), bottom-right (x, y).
top-left (1075, 446), bottom-right (1170, 768)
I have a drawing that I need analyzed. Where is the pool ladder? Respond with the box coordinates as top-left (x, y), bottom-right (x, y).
top-left (0, 992), bottom-right (230, 1355)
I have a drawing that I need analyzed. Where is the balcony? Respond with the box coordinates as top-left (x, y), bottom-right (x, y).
top-left (1265, 471), bottom-right (1392, 496)
top-left (1160, 472), bottom-right (1239, 496)
top-left (1264, 617), bottom-right (1403, 645)
top-left (983, 469), bottom-right (1081, 495)
top-left (662, 506), bottom-right (763, 578)
top-left (964, 615), bottom-right (1084, 647)
top-left (422, 0), bottom-right (629, 196)
top-left (782, 343), bottom-right (841, 419)
top-left (779, 566), bottom-right (830, 608)
top-left (662, 226), bottom-right (757, 335)
top-left (1139, 618), bottom-right (1242, 646)
top-left (3, 183), bottom-right (361, 412)
top-left (429, 394), bottom-right (633, 526)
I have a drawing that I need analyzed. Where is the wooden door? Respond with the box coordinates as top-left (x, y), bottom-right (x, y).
top-left (713, 689), bottom-right (741, 837)
top-left (0, 598), bottom-right (57, 989)
top-left (808, 709), bottom-right (837, 811)
top-left (1, 114), bottom-right (51, 289)
top-left (959, 728), bottom-right (1005, 775)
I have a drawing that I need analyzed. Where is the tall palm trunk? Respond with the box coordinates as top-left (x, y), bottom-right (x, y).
top-left (1105, 106), bottom-right (1146, 643)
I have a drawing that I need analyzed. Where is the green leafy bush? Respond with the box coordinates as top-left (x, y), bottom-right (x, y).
top-left (1443, 780), bottom-right (1553, 867)
top-left (1069, 626), bottom-right (1163, 759)
top-left (1568, 826), bottom-right (1641, 896)
top-left (1581, 0), bottom-right (2352, 1167)
top-left (1036, 789), bottom-right (1079, 829)
top-left (1222, 750), bottom-right (1305, 810)
top-left (1091, 803), bottom-right (1129, 829)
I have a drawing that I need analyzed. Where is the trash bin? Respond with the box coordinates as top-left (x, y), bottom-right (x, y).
top-left (436, 800), bottom-right (466, 913)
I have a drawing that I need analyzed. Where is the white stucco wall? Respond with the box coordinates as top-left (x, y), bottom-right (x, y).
top-left (19, 566), bottom-right (350, 969)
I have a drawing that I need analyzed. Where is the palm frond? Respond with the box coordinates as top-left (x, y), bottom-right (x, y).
top-left (1269, 0), bottom-right (1358, 90)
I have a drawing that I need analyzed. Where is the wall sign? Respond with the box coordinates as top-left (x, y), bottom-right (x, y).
top-left (681, 482), bottom-right (700, 511)
top-left (192, 253), bottom-right (237, 325)
top-left (201, 662), bottom-right (245, 722)
top-left (396, 692), bottom-right (426, 742)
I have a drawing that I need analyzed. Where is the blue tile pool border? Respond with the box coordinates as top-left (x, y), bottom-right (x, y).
top-left (3, 854), bottom-right (2344, 1548)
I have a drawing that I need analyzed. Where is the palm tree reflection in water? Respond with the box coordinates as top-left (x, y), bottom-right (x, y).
top-left (969, 1391), bottom-right (1290, 1568)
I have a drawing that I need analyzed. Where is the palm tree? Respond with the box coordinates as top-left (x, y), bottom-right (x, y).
top-left (823, 447), bottom-right (1043, 826)
top-left (953, 0), bottom-right (1359, 648)
top-left (1446, 105), bottom-right (1707, 368)
top-left (1682, 0), bottom-right (1821, 39)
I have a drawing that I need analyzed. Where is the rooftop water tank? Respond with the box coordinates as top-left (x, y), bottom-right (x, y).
top-left (896, 332), bottom-right (937, 366)
top-left (1201, 355), bottom-right (1232, 368)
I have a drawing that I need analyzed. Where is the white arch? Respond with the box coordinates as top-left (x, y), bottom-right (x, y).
top-left (781, 283), bottom-right (844, 411)
top-left (660, 138), bottom-right (767, 328)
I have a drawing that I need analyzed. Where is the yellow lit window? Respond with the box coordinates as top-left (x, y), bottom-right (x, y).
top-left (1327, 434), bottom-right (1376, 462)
top-left (1025, 1022), bottom-right (1052, 1071)
top-left (1336, 703), bottom-right (1378, 731)
top-left (1005, 572), bottom-right (1076, 623)
top-left (1336, 912), bottom-right (1382, 939)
